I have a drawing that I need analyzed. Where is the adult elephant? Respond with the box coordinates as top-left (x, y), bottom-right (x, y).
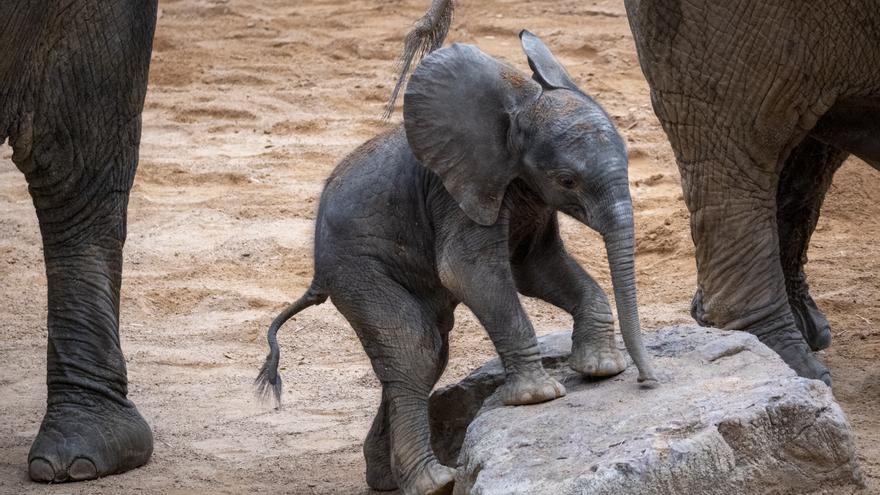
top-left (625, 0), bottom-right (880, 384)
top-left (1, 0), bottom-right (157, 482)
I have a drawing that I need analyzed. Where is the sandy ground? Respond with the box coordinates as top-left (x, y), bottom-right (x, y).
top-left (1, 0), bottom-right (878, 493)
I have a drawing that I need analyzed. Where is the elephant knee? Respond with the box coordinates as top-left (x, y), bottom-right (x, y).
top-left (10, 111), bottom-right (36, 174)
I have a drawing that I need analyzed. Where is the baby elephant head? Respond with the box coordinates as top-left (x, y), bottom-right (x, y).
top-left (403, 31), bottom-right (656, 385)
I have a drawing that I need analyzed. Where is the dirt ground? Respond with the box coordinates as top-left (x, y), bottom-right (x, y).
top-left (1, 0), bottom-right (878, 493)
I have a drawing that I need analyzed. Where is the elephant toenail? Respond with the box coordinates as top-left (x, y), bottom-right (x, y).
top-left (68, 458), bottom-right (98, 481)
top-left (28, 458), bottom-right (55, 482)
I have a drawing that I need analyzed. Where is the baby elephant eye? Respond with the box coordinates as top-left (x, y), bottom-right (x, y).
top-left (556, 174), bottom-right (578, 189)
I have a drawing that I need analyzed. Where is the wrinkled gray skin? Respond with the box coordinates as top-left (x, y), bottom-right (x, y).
top-left (0, 0), bottom-right (157, 483)
top-left (257, 32), bottom-right (656, 495)
top-left (625, 0), bottom-right (880, 386)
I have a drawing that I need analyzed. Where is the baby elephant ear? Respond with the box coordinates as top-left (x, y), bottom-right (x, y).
top-left (520, 30), bottom-right (579, 91)
top-left (403, 43), bottom-right (540, 226)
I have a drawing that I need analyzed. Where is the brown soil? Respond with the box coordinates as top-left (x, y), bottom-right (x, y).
top-left (1, 0), bottom-right (878, 493)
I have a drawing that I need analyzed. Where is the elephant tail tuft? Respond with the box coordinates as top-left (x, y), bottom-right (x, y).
top-left (255, 287), bottom-right (328, 408)
top-left (384, 0), bottom-right (455, 119)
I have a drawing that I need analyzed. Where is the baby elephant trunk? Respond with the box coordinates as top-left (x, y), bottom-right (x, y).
top-left (600, 196), bottom-right (658, 387)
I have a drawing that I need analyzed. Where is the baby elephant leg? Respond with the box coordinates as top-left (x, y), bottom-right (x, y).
top-left (436, 216), bottom-right (564, 406)
top-left (441, 266), bottom-right (565, 406)
top-left (333, 284), bottom-right (454, 495)
top-left (365, 336), bottom-right (450, 492)
top-left (364, 391), bottom-right (395, 491)
top-left (513, 231), bottom-right (625, 378)
top-left (568, 275), bottom-right (626, 377)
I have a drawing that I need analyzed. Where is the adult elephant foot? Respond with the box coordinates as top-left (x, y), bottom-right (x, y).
top-left (692, 290), bottom-right (831, 386)
top-left (28, 400), bottom-right (153, 483)
top-left (751, 318), bottom-right (832, 386)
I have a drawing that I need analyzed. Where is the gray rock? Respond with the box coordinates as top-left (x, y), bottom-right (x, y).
top-left (428, 325), bottom-right (864, 495)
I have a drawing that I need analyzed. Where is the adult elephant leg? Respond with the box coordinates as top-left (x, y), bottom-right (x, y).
top-left (777, 137), bottom-right (847, 351)
top-left (25, 208), bottom-right (153, 483)
top-left (511, 216), bottom-right (624, 377)
top-left (8, 1), bottom-right (159, 482)
top-left (15, 119), bottom-right (154, 483)
top-left (670, 121), bottom-right (830, 384)
top-left (333, 278), bottom-right (455, 495)
top-left (18, 114), bottom-right (154, 482)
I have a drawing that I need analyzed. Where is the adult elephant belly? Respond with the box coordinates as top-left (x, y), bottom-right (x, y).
top-left (811, 97), bottom-right (880, 170)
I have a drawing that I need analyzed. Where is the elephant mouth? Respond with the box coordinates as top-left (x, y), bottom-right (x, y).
top-left (562, 204), bottom-right (587, 220)
top-left (561, 203), bottom-right (603, 232)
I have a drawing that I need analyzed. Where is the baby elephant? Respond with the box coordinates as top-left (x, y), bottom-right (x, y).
top-left (257, 31), bottom-right (657, 495)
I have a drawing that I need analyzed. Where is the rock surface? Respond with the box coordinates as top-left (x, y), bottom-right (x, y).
top-left (428, 325), bottom-right (864, 495)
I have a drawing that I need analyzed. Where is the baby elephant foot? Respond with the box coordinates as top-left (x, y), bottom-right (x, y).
top-left (405, 461), bottom-right (456, 495)
top-left (364, 432), bottom-right (396, 491)
top-left (29, 401), bottom-right (153, 483)
top-left (366, 463), bottom-right (397, 492)
top-left (499, 369), bottom-right (566, 406)
top-left (569, 343), bottom-right (626, 378)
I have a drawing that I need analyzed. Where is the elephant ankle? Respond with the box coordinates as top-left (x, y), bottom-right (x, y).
top-left (499, 343), bottom-right (544, 377)
top-left (571, 312), bottom-right (615, 346)
top-left (746, 312), bottom-right (802, 342)
top-left (47, 371), bottom-right (132, 409)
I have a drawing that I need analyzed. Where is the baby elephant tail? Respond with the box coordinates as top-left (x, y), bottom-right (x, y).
top-left (255, 287), bottom-right (328, 407)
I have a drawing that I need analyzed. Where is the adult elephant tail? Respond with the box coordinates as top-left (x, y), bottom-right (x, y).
top-left (384, 0), bottom-right (455, 118)
top-left (255, 286), bottom-right (328, 407)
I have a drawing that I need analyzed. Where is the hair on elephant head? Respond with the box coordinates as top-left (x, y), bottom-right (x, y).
top-left (403, 31), bottom-right (657, 385)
